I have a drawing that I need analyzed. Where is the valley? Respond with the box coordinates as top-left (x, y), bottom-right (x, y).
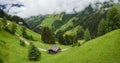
top-left (0, 0), bottom-right (120, 63)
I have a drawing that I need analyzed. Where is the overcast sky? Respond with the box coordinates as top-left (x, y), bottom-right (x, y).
top-left (0, 0), bottom-right (118, 18)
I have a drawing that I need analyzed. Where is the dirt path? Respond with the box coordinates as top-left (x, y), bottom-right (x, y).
top-left (15, 33), bottom-right (48, 51)
top-left (15, 33), bottom-right (30, 45)
top-left (61, 47), bottom-right (71, 51)
top-left (15, 31), bottom-right (70, 52)
top-left (6, 22), bottom-right (71, 52)
top-left (16, 33), bottom-right (71, 52)
top-left (7, 22), bottom-right (48, 52)
top-left (38, 48), bottom-right (47, 52)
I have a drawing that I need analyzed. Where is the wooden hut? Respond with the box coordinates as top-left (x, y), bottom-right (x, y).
top-left (48, 45), bottom-right (61, 54)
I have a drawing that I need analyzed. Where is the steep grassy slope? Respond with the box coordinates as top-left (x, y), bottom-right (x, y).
top-left (25, 13), bottom-right (75, 33)
top-left (0, 19), bottom-right (70, 63)
top-left (55, 17), bottom-right (78, 34)
top-left (38, 14), bottom-right (64, 29)
top-left (25, 16), bottom-right (44, 29)
top-left (40, 29), bottom-right (120, 63)
top-left (0, 30), bottom-right (28, 63)
top-left (5, 20), bottom-right (41, 41)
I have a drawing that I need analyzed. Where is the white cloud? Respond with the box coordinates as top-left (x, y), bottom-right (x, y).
top-left (0, 0), bottom-right (119, 18)
top-left (0, 0), bottom-right (22, 5)
top-left (15, 0), bottom-right (95, 18)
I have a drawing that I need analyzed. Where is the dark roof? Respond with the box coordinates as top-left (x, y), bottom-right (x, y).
top-left (48, 45), bottom-right (61, 52)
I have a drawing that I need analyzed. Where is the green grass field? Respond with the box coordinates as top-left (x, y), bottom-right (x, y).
top-left (39, 29), bottom-right (120, 63)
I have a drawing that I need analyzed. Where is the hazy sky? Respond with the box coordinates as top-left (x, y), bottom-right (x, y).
top-left (0, 0), bottom-right (117, 18)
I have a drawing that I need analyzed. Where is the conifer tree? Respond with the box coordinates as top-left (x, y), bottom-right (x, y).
top-left (2, 17), bottom-right (7, 28)
top-left (11, 23), bottom-right (17, 34)
top-left (84, 29), bottom-right (91, 41)
top-left (41, 27), bottom-right (55, 44)
top-left (28, 43), bottom-right (41, 61)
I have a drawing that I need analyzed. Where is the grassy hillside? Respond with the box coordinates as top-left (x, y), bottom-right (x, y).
top-left (38, 14), bottom-right (64, 29)
top-left (25, 13), bottom-right (76, 33)
top-left (1, 22), bottom-right (120, 63)
top-left (0, 2), bottom-right (120, 63)
top-left (0, 19), bottom-right (70, 63)
top-left (4, 20), bottom-right (41, 41)
top-left (25, 16), bottom-right (44, 29)
top-left (55, 17), bottom-right (78, 34)
top-left (39, 29), bottom-right (120, 63)
top-left (0, 30), bottom-right (28, 63)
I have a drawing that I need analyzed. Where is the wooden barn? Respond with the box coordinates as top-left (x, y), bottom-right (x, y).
top-left (48, 45), bottom-right (61, 54)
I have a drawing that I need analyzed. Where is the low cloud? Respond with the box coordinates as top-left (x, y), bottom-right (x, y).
top-left (0, 0), bottom-right (118, 18)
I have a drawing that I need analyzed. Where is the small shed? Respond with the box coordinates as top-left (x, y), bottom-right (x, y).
top-left (18, 22), bottom-right (23, 25)
top-left (48, 45), bottom-right (61, 54)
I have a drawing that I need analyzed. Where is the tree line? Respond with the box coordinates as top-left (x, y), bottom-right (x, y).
top-left (41, 27), bottom-right (91, 45)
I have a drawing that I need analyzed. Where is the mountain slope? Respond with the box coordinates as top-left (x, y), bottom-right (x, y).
top-left (39, 14), bottom-right (64, 29)
top-left (0, 30), bottom-right (27, 63)
top-left (40, 29), bottom-right (120, 63)
top-left (25, 16), bottom-right (44, 29)
top-left (0, 18), bottom-right (70, 63)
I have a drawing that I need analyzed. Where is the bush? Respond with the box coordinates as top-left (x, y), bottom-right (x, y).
top-left (20, 40), bottom-right (25, 47)
top-left (29, 35), bottom-right (34, 40)
top-left (28, 43), bottom-right (41, 61)
top-left (0, 58), bottom-right (3, 63)
top-left (78, 42), bottom-right (80, 47)
top-left (11, 23), bottom-right (17, 34)
top-left (21, 26), bottom-right (29, 39)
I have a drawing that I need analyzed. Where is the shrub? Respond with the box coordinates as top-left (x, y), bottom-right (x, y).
top-left (11, 23), bottom-right (17, 34)
top-left (29, 35), bottom-right (34, 40)
top-left (28, 43), bottom-right (41, 61)
top-left (0, 58), bottom-right (3, 63)
top-left (21, 26), bottom-right (29, 39)
top-left (78, 42), bottom-right (80, 47)
top-left (20, 40), bottom-right (25, 47)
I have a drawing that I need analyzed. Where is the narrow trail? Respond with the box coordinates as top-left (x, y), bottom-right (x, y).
top-left (16, 33), bottom-right (71, 52)
top-left (6, 22), bottom-right (71, 52)
top-left (38, 48), bottom-right (47, 52)
top-left (15, 33), bottom-right (30, 45)
top-left (6, 22), bottom-right (47, 51)
top-left (15, 33), bottom-right (47, 52)
top-left (61, 47), bottom-right (71, 51)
